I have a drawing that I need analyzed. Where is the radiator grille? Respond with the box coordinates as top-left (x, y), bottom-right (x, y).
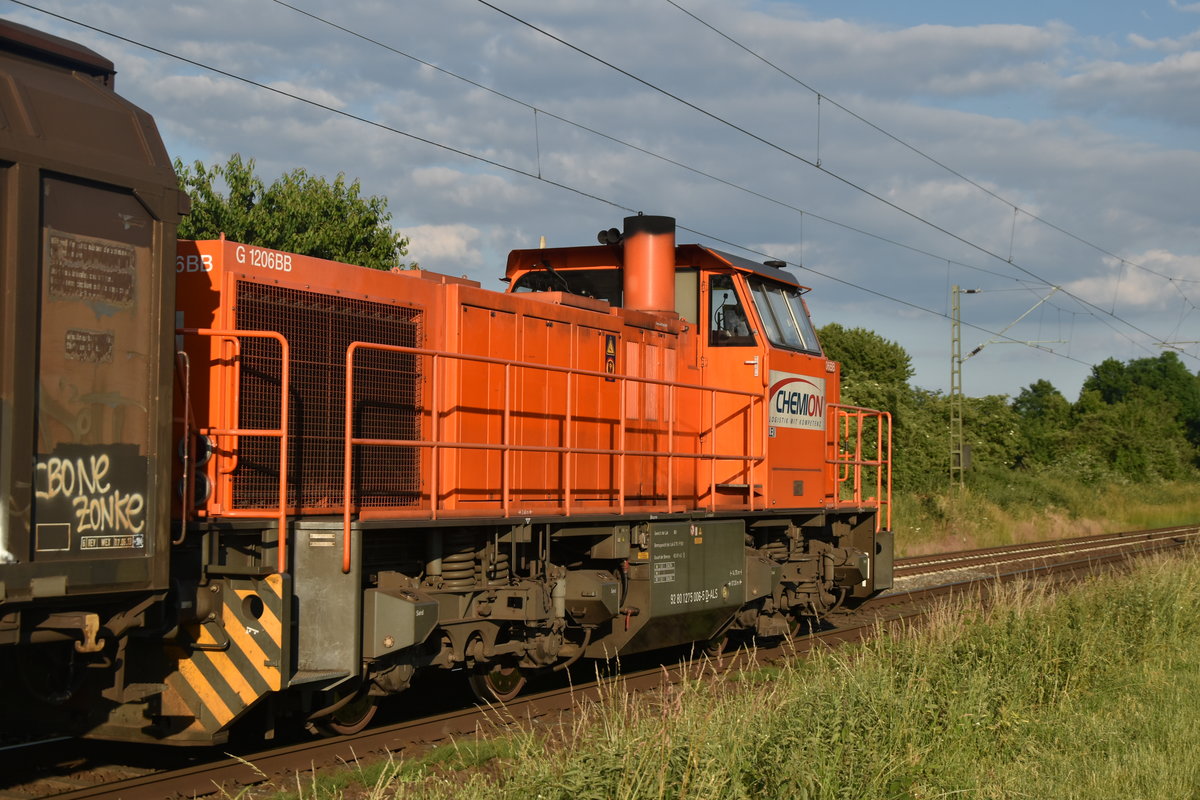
top-left (233, 281), bottom-right (422, 511)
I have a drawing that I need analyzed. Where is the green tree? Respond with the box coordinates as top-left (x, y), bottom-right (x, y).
top-left (898, 387), bottom-right (950, 493)
top-left (1012, 379), bottom-right (1070, 421)
top-left (1081, 352), bottom-right (1200, 447)
top-left (818, 324), bottom-right (944, 493)
top-left (964, 394), bottom-right (1021, 471)
top-left (1067, 387), bottom-right (1196, 482)
top-left (1011, 379), bottom-right (1072, 467)
top-left (818, 323), bottom-right (913, 389)
top-left (175, 154), bottom-right (412, 270)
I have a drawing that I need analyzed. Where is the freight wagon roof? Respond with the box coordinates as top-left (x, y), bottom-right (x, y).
top-left (0, 19), bottom-right (116, 84)
top-left (0, 20), bottom-right (177, 193)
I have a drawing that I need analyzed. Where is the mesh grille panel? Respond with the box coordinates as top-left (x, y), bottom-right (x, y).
top-left (233, 281), bottom-right (422, 511)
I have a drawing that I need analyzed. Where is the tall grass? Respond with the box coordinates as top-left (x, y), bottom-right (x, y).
top-left (895, 477), bottom-right (1200, 556)
top-left (264, 548), bottom-right (1200, 799)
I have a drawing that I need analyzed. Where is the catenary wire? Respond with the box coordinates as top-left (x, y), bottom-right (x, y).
top-left (265, 0), bottom-right (1164, 359)
top-left (474, 0), bottom-right (1195, 359)
top-left (263, 0), bottom-right (1139, 361)
top-left (0, 0), bottom-right (1141, 370)
top-left (263, 1), bottom-right (1029, 290)
top-left (263, 0), bottom-right (1122, 361)
top-left (663, 0), bottom-right (1200, 337)
top-left (663, 0), bottom-right (1200, 291)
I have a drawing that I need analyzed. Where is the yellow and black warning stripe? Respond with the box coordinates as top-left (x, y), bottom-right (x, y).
top-left (163, 573), bottom-right (289, 737)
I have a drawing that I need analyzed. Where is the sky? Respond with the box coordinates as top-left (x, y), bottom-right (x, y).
top-left (5, 0), bottom-right (1200, 399)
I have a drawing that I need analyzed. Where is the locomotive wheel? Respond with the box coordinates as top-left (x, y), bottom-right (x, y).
top-left (702, 630), bottom-right (730, 660)
top-left (18, 642), bottom-right (86, 705)
top-left (467, 663), bottom-right (526, 704)
top-left (790, 617), bottom-right (812, 639)
top-left (315, 687), bottom-right (379, 736)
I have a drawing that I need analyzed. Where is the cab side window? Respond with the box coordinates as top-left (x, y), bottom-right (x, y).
top-left (709, 274), bottom-right (756, 347)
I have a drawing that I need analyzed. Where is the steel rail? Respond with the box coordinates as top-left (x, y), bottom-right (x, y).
top-left (16, 526), bottom-right (1197, 800)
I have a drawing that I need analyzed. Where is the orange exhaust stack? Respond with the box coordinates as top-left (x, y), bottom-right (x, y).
top-left (622, 214), bottom-right (676, 313)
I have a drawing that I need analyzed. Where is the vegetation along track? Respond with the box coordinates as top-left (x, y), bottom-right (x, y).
top-left (3, 525), bottom-right (1195, 800)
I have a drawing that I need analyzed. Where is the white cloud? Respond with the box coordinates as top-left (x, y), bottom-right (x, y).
top-left (1058, 50), bottom-right (1200, 126)
top-left (6, 0), bottom-right (1200, 397)
top-left (404, 223), bottom-right (484, 271)
top-left (1065, 251), bottom-right (1200, 310)
top-left (1127, 29), bottom-right (1200, 51)
top-left (408, 166), bottom-right (535, 209)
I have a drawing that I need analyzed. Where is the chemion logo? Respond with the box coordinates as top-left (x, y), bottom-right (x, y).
top-left (768, 372), bottom-right (826, 430)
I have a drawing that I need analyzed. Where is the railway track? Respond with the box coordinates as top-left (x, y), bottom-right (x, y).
top-left (890, 524), bottom-right (1200, 590)
top-left (3, 525), bottom-right (1195, 800)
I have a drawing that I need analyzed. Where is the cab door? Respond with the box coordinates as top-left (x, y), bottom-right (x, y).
top-left (698, 272), bottom-right (767, 508)
top-left (743, 278), bottom-right (832, 510)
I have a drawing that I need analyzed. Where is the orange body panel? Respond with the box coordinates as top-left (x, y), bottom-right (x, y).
top-left (175, 236), bottom-right (888, 532)
top-left (175, 239), bottom-right (446, 520)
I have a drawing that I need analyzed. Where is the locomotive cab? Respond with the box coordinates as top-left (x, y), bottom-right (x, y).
top-left (505, 220), bottom-right (858, 514)
top-left (700, 260), bottom-right (834, 510)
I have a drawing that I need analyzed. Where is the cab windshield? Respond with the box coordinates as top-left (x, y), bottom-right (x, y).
top-left (747, 277), bottom-right (821, 354)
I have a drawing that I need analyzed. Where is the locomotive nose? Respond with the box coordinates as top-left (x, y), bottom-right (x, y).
top-left (622, 214), bottom-right (676, 314)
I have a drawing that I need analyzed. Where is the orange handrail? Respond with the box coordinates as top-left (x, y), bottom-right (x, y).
top-left (826, 404), bottom-right (892, 532)
top-left (178, 328), bottom-right (290, 573)
top-left (342, 341), bottom-right (765, 573)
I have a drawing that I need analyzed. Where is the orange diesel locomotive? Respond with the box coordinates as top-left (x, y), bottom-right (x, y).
top-left (145, 214), bottom-right (893, 743)
top-left (0, 16), bottom-right (889, 746)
